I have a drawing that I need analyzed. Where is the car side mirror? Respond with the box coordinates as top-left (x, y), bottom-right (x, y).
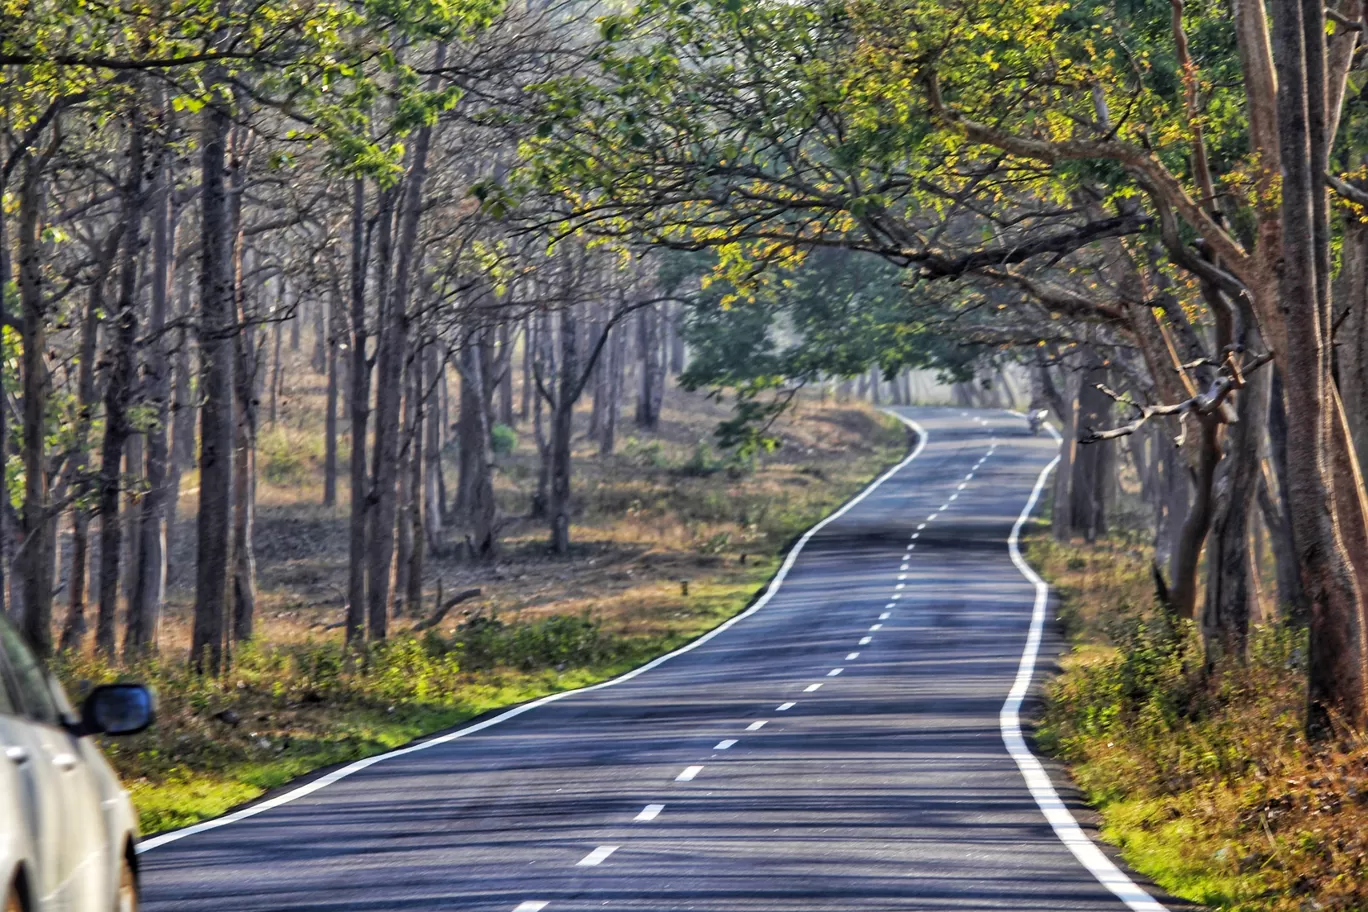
top-left (81, 684), bottom-right (155, 736)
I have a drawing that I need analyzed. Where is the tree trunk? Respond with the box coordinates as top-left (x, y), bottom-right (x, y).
top-left (127, 141), bottom-right (175, 658)
top-left (1051, 370), bottom-right (1080, 541)
top-left (635, 305), bottom-right (662, 429)
top-left (1203, 346), bottom-right (1268, 663)
top-left (345, 179), bottom-right (371, 648)
top-left (191, 97), bottom-right (234, 673)
top-left (95, 116), bottom-right (148, 658)
top-left (423, 346), bottom-right (446, 553)
top-left (229, 140), bottom-right (257, 646)
top-left (1273, 0), bottom-right (1368, 734)
top-left (269, 304), bottom-right (283, 427)
top-left (369, 77), bottom-right (438, 634)
top-left (17, 159), bottom-right (55, 655)
top-left (550, 307), bottom-right (579, 554)
top-left (498, 322), bottom-right (514, 426)
top-left (323, 274), bottom-right (341, 507)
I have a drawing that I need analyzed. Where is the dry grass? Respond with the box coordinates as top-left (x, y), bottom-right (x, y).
top-left (1030, 533), bottom-right (1368, 912)
top-left (76, 341), bottom-right (907, 834)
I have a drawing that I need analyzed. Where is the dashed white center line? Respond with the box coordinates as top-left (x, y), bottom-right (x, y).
top-left (957, 482), bottom-right (968, 490)
top-left (777, 702), bottom-right (796, 711)
top-left (939, 503), bottom-right (950, 511)
top-left (897, 573), bottom-right (908, 581)
top-left (891, 593), bottom-right (902, 599)
top-left (676, 766), bottom-right (703, 781)
top-left (911, 532), bottom-right (919, 539)
top-left (900, 563), bottom-right (910, 571)
top-left (949, 493), bottom-right (959, 501)
top-left (514, 902), bottom-right (549, 912)
top-left (917, 523), bottom-right (927, 530)
top-left (804, 683), bottom-right (824, 692)
top-left (926, 513), bottom-right (939, 521)
top-left (715, 739), bottom-right (737, 750)
top-left (577, 845), bottom-right (618, 866)
top-left (895, 583), bottom-right (905, 590)
top-left (846, 652), bottom-right (860, 660)
top-left (885, 601), bottom-right (897, 608)
top-left (965, 472), bottom-right (974, 480)
top-left (859, 636), bottom-right (872, 645)
top-left (879, 611), bottom-right (891, 619)
top-left (747, 720), bottom-right (767, 731)
top-left (635, 804), bottom-right (665, 822)
top-left (827, 668), bottom-right (844, 677)
top-left (870, 623), bottom-right (883, 631)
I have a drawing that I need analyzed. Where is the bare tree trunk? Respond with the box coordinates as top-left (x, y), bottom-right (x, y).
top-left (635, 305), bottom-right (662, 429)
top-left (345, 179), bottom-right (371, 648)
top-left (1204, 340), bottom-right (1268, 663)
top-left (1050, 370), bottom-right (1079, 541)
top-left (60, 230), bottom-right (120, 652)
top-left (405, 347), bottom-right (425, 614)
top-left (127, 140), bottom-right (175, 658)
top-left (550, 307), bottom-right (579, 554)
top-left (17, 159), bottom-right (55, 655)
top-left (323, 275), bottom-right (341, 507)
top-left (600, 320), bottom-right (622, 457)
top-left (669, 302), bottom-right (686, 374)
top-left (498, 322), bottom-right (514, 426)
top-left (423, 346), bottom-right (446, 552)
top-left (229, 139), bottom-right (257, 646)
top-left (95, 114), bottom-right (148, 658)
top-left (463, 334), bottom-right (498, 556)
top-left (312, 290), bottom-right (327, 374)
top-left (1273, 0), bottom-right (1368, 733)
top-left (289, 287), bottom-right (300, 351)
top-left (369, 69), bottom-right (439, 633)
top-left (192, 95), bottom-right (234, 674)
top-left (269, 303), bottom-right (283, 427)
top-left (520, 318), bottom-right (532, 422)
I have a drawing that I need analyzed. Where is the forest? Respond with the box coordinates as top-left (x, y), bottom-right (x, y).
top-left (6, 0), bottom-right (1368, 906)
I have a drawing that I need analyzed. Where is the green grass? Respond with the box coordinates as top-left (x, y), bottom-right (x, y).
top-left (1027, 530), bottom-right (1368, 912)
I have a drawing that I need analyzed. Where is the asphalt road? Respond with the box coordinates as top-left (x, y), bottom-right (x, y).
top-left (138, 407), bottom-right (1171, 912)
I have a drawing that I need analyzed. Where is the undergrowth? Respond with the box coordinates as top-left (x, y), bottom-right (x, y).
top-left (1031, 535), bottom-right (1368, 912)
top-left (61, 595), bottom-right (763, 835)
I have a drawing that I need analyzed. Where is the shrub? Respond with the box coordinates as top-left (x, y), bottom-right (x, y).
top-left (491, 423), bottom-right (517, 455)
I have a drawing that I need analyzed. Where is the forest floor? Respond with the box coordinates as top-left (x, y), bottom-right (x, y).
top-left (1028, 531), bottom-right (1368, 912)
top-left (63, 342), bottom-right (908, 836)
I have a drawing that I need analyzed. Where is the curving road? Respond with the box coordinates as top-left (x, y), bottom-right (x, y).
top-left (137, 407), bottom-right (1173, 912)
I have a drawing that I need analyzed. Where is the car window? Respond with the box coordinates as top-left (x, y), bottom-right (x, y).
top-left (0, 617), bottom-right (61, 727)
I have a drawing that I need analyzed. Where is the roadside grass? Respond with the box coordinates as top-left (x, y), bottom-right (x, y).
top-left (1029, 532), bottom-right (1368, 912)
top-left (68, 375), bottom-right (906, 836)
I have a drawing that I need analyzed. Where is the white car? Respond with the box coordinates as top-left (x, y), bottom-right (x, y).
top-left (0, 615), bottom-right (153, 912)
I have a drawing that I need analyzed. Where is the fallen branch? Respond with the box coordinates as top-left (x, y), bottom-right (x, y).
top-left (410, 588), bottom-right (483, 633)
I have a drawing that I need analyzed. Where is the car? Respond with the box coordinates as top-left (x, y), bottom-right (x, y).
top-left (0, 614), bottom-right (154, 912)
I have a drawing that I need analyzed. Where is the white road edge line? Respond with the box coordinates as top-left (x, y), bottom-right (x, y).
top-left (137, 415), bottom-right (930, 853)
top-left (577, 845), bottom-right (618, 866)
top-left (635, 804), bottom-right (665, 821)
top-left (1002, 415), bottom-right (1169, 912)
